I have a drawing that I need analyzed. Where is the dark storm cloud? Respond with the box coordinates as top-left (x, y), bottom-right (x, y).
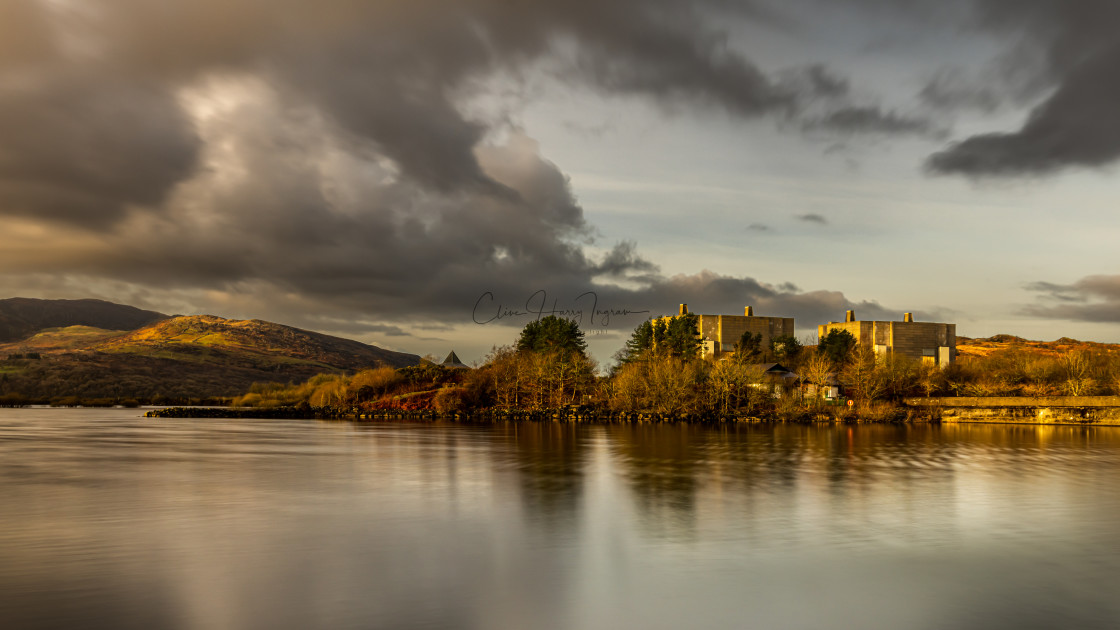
top-left (1024, 275), bottom-right (1120, 322)
top-left (105, 0), bottom-right (829, 194)
top-left (0, 0), bottom-right (885, 232)
top-left (927, 1), bottom-right (1120, 176)
top-left (0, 0), bottom-right (919, 336)
top-left (0, 75), bottom-right (200, 227)
top-left (0, 2), bottom-right (199, 227)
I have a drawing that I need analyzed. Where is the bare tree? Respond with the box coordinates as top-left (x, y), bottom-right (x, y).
top-left (800, 351), bottom-right (834, 408)
top-left (646, 355), bottom-right (704, 415)
top-left (840, 346), bottom-right (886, 406)
top-left (915, 361), bottom-right (945, 398)
top-left (708, 358), bottom-right (765, 414)
top-left (1062, 349), bottom-right (1094, 396)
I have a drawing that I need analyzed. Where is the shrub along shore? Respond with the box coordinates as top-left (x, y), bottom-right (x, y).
top-left (144, 399), bottom-right (1120, 425)
top-left (146, 403), bottom-right (934, 424)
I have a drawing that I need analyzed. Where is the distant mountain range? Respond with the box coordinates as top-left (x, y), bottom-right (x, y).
top-left (0, 298), bottom-right (420, 403)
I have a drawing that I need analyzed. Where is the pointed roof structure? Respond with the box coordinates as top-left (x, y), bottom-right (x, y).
top-left (441, 350), bottom-right (469, 369)
top-left (751, 363), bottom-right (798, 379)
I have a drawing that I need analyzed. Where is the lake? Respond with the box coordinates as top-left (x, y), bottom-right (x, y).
top-left (2, 408), bottom-right (1120, 629)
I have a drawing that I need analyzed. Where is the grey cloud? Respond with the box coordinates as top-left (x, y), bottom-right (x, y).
top-left (1023, 303), bottom-right (1120, 324)
top-left (969, 1), bottom-right (1120, 73)
top-left (1068, 276), bottom-right (1120, 300)
top-left (597, 270), bottom-right (899, 333)
top-left (927, 2), bottom-right (1120, 176)
top-left (746, 223), bottom-right (771, 232)
top-left (826, 0), bottom-right (973, 21)
top-left (455, 269), bottom-right (901, 340)
top-left (1023, 274), bottom-right (1120, 322)
top-left (796, 214), bottom-right (828, 224)
top-left (919, 69), bottom-right (1002, 112)
top-left (804, 106), bottom-right (942, 137)
top-left (564, 7), bottom-right (797, 116)
top-left (594, 241), bottom-right (660, 278)
top-left (802, 65), bottom-right (850, 98)
top-left (561, 119), bottom-right (615, 139)
top-left (774, 64), bottom-right (851, 102)
top-left (1023, 281), bottom-right (1086, 302)
top-left (927, 42), bottom-right (1120, 176)
top-left (355, 324), bottom-right (411, 338)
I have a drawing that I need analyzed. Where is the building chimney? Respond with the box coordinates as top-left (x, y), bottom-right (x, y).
top-left (745, 306), bottom-right (754, 316)
top-left (904, 312), bottom-right (913, 323)
top-left (845, 309), bottom-right (855, 322)
top-left (679, 303), bottom-right (688, 316)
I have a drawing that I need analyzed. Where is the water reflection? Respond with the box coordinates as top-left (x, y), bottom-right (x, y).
top-left (607, 424), bottom-right (703, 539)
top-left (493, 423), bottom-right (587, 536)
top-left (3, 410), bottom-right (1120, 629)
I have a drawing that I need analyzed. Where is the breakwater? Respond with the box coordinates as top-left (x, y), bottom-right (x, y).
top-left (903, 396), bottom-right (1120, 425)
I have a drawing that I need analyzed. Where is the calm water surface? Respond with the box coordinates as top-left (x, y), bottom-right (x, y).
top-left (2, 408), bottom-right (1120, 629)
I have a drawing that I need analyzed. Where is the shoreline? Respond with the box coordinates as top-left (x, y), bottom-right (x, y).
top-left (142, 404), bottom-right (1120, 426)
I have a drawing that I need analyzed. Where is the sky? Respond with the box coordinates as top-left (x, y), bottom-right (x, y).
top-left (1, 0), bottom-right (1118, 366)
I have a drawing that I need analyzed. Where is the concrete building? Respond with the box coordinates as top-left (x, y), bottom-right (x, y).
top-left (659, 304), bottom-right (795, 359)
top-left (818, 310), bottom-right (955, 366)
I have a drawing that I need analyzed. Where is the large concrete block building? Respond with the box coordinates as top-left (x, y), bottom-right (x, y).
top-left (661, 304), bottom-right (795, 359)
top-left (818, 310), bottom-right (956, 365)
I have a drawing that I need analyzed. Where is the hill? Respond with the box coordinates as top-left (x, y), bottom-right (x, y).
top-left (0, 312), bottom-right (421, 404)
top-left (955, 335), bottom-right (1119, 359)
top-left (0, 298), bottom-right (168, 343)
top-left (97, 315), bottom-right (420, 370)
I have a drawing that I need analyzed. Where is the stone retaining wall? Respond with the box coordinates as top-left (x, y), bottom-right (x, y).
top-left (903, 396), bottom-right (1120, 425)
top-left (904, 396), bottom-right (1120, 408)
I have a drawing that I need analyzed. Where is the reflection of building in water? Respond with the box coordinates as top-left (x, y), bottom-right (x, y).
top-left (818, 310), bottom-right (956, 366)
top-left (659, 303), bottom-right (795, 359)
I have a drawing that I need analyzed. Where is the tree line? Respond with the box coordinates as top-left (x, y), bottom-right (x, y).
top-left (220, 315), bottom-right (1120, 419)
